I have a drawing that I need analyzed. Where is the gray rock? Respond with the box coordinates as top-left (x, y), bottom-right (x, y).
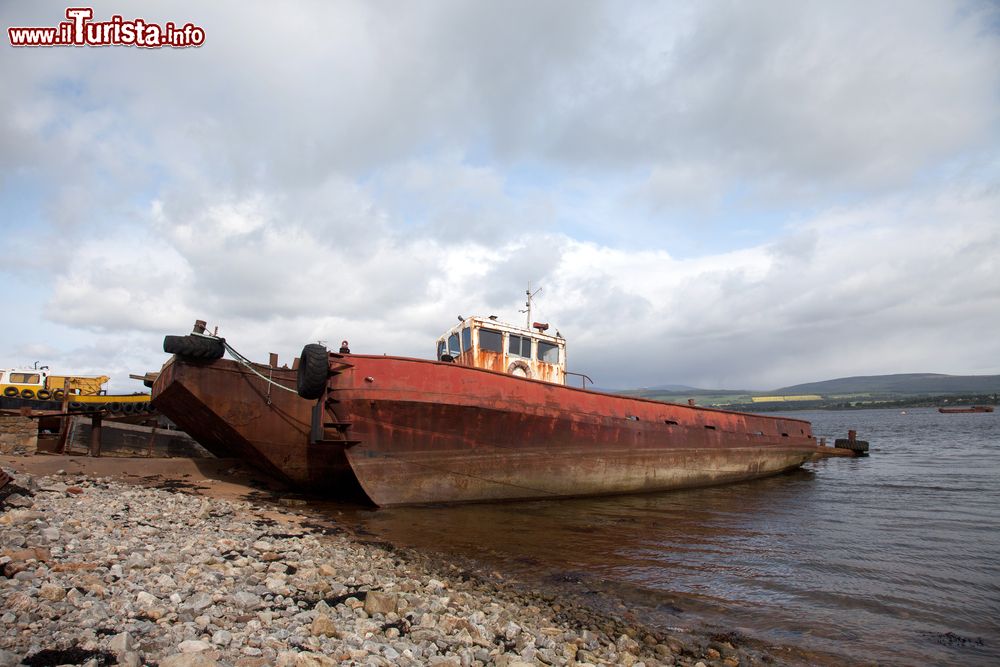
top-left (120, 652), bottom-right (142, 667)
top-left (3, 493), bottom-right (33, 508)
top-left (110, 631), bottom-right (135, 655)
top-left (159, 655), bottom-right (220, 667)
top-left (156, 574), bottom-right (177, 588)
top-left (0, 648), bottom-right (22, 667)
top-left (136, 591), bottom-right (158, 607)
top-left (212, 629), bottom-right (233, 646)
top-left (37, 482), bottom-right (67, 492)
top-left (186, 592), bottom-right (213, 611)
top-left (232, 591), bottom-right (262, 609)
top-left (4, 509), bottom-right (45, 526)
top-left (1, 532), bottom-right (26, 548)
top-left (177, 639), bottom-right (211, 653)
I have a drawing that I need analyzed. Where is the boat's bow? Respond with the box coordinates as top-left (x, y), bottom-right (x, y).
top-left (152, 341), bottom-right (362, 496)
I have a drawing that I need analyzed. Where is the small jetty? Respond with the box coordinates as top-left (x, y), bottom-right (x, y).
top-left (812, 429), bottom-right (870, 458)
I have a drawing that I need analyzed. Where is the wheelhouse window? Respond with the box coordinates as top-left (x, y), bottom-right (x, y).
top-left (537, 341), bottom-right (559, 364)
top-left (9, 373), bottom-right (40, 384)
top-left (437, 340), bottom-right (446, 359)
top-left (508, 334), bottom-right (532, 359)
top-left (448, 332), bottom-right (461, 357)
top-left (461, 327), bottom-right (472, 354)
top-left (479, 328), bottom-right (503, 353)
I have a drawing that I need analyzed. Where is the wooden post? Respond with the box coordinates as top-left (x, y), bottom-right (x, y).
top-left (89, 414), bottom-right (102, 457)
top-left (146, 425), bottom-right (158, 457)
top-left (56, 378), bottom-right (71, 454)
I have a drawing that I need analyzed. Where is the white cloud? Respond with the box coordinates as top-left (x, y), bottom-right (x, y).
top-left (1, 0), bottom-right (998, 392)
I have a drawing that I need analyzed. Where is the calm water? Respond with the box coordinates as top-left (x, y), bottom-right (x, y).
top-left (324, 408), bottom-right (1000, 665)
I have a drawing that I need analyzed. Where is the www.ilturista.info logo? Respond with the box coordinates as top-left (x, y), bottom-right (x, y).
top-left (8, 7), bottom-right (205, 48)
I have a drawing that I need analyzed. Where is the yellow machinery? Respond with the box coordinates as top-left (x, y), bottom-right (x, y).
top-left (1, 367), bottom-right (149, 410)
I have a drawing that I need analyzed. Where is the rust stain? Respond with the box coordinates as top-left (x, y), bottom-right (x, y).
top-left (153, 316), bottom-right (864, 508)
top-left (151, 357), bottom-right (362, 497)
top-left (437, 316), bottom-right (566, 385)
top-left (320, 353), bottom-right (820, 506)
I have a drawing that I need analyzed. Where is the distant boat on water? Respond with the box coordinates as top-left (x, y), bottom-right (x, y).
top-left (938, 405), bottom-right (994, 414)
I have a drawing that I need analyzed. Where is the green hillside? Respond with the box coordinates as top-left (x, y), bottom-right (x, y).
top-left (775, 373), bottom-right (1000, 395)
top-left (616, 373), bottom-right (1000, 411)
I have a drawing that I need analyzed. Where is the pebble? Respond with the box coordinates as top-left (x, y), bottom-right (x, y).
top-left (177, 639), bottom-right (212, 653)
top-left (0, 466), bottom-right (773, 666)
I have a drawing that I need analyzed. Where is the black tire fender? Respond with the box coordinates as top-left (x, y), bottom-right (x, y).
top-left (37, 389), bottom-right (52, 400)
top-left (107, 402), bottom-right (122, 413)
top-left (3, 387), bottom-right (18, 397)
top-left (20, 389), bottom-right (35, 400)
top-left (297, 344), bottom-right (329, 399)
top-left (163, 334), bottom-right (225, 360)
top-left (69, 401), bottom-right (83, 411)
top-left (53, 389), bottom-right (65, 400)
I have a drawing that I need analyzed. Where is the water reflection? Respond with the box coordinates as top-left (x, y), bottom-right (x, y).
top-left (316, 408), bottom-right (1000, 666)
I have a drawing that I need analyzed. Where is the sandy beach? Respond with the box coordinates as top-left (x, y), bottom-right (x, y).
top-left (1, 454), bottom-right (837, 666)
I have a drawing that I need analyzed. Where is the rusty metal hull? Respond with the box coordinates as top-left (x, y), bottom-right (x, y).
top-left (152, 352), bottom-right (820, 507)
top-left (322, 355), bottom-right (819, 506)
top-left (151, 357), bottom-right (360, 495)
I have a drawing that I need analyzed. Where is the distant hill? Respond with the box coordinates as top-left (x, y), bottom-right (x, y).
top-left (639, 383), bottom-right (701, 392)
top-left (615, 373), bottom-right (1000, 411)
top-left (774, 373), bottom-right (1000, 396)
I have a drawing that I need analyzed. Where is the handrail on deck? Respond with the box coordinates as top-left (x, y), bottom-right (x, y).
top-left (566, 371), bottom-right (594, 389)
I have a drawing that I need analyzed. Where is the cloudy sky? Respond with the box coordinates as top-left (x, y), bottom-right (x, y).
top-left (2, 0), bottom-right (999, 392)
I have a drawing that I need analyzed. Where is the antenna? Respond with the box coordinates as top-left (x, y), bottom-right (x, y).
top-left (518, 283), bottom-right (542, 329)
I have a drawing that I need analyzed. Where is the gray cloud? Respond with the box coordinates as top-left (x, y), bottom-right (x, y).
top-left (2, 1), bottom-right (999, 391)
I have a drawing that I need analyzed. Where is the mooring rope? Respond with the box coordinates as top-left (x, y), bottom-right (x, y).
top-left (217, 338), bottom-right (300, 394)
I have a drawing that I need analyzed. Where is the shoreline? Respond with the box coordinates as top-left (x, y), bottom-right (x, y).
top-left (2, 455), bottom-right (853, 666)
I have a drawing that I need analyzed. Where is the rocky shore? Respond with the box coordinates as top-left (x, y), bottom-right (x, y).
top-left (1, 464), bottom-right (787, 667)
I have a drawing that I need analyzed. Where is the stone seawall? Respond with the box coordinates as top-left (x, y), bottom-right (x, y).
top-left (0, 416), bottom-right (36, 455)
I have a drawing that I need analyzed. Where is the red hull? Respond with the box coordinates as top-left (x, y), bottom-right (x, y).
top-left (317, 354), bottom-right (819, 506)
top-left (153, 352), bottom-right (821, 506)
top-left (151, 357), bottom-right (362, 495)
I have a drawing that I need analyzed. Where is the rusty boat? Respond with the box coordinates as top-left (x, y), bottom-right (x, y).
top-left (152, 312), bottom-right (863, 507)
top-left (938, 405), bottom-right (994, 414)
top-left (151, 328), bottom-right (363, 497)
